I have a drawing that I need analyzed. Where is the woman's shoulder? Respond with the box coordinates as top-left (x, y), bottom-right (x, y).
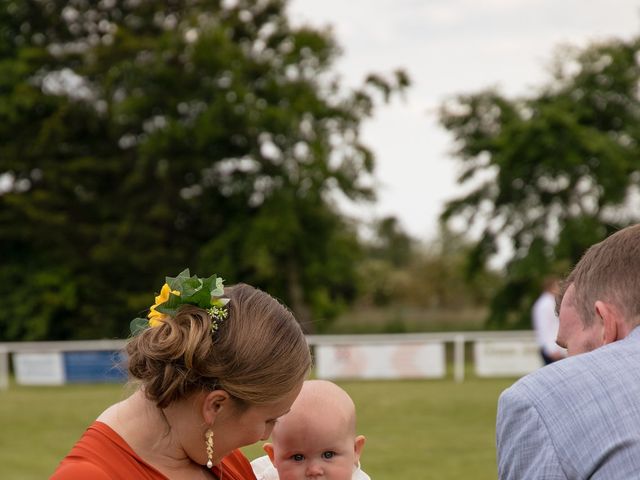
top-left (51, 422), bottom-right (123, 479)
top-left (50, 458), bottom-right (113, 480)
top-left (51, 421), bottom-right (165, 479)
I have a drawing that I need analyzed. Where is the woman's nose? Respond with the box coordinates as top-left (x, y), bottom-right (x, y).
top-left (261, 423), bottom-right (275, 441)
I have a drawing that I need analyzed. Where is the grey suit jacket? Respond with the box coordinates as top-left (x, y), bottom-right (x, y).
top-left (496, 326), bottom-right (640, 479)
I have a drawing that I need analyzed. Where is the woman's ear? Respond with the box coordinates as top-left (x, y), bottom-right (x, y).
top-left (353, 435), bottom-right (366, 465)
top-left (201, 390), bottom-right (230, 425)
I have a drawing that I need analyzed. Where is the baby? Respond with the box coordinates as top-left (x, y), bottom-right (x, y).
top-left (251, 380), bottom-right (370, 480)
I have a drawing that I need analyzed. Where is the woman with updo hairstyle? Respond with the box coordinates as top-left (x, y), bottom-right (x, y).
top-left (52, 271), bottom-right (312, 480)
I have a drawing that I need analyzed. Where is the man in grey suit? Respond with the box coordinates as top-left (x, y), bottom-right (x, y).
top-left (497, 224), bottom-right (640, 479)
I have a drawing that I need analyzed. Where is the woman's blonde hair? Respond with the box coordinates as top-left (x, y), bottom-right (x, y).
top-left (127, 283), bottom-right (311, 409)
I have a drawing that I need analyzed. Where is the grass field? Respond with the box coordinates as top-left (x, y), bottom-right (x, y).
top-left (0, 375), bottom-right (517, 480)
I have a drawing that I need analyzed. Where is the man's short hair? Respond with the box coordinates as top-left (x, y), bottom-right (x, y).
top-left (565, 223), bottom-right (640, 327)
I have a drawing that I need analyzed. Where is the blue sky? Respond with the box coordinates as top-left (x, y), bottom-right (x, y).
top-left (290, 0), bottom-right (640, 240)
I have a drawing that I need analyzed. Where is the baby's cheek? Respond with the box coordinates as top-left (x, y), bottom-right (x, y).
top-left (277, 464), bottom-right (301, 480)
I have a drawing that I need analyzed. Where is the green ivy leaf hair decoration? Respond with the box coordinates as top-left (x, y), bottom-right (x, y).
top-left (130, 269), bottom-right (230, 335)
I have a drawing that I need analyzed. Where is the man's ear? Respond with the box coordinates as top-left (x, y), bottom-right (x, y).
top-left (595, 300), bottom-right (621, 345)
top-left (353, 435), bottom-right (366, 465)
top-left (263, 443), bottom-right (275, 463)
top-left (201, 390), bottom-right (230, 425)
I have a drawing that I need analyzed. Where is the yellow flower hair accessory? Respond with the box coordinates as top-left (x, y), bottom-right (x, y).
top-left (131, 269), bottom-right (229, 335)
top-left (148, 283), bottom-right (180, 328)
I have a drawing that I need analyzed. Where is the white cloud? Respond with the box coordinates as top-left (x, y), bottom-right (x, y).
top-left (290, 0), bottom-right (640, 238)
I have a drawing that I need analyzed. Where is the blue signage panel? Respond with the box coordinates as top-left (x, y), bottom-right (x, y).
top-left (63, 350), bottom-right (128, 383)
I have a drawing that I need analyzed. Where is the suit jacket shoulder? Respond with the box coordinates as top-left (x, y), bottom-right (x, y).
top-left (497, 328), bottom-right (640, 479)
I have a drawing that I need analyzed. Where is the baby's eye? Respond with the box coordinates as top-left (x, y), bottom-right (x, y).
top-left (291, 454), bottom-right (305, 462)
top-left (322, 451), bottom-right (336, 459)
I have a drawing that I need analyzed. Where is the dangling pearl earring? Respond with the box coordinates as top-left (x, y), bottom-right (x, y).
top-left (205, 429), bottom-right (214, 469)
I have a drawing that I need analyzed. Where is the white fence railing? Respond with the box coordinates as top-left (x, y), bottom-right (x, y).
top-left (0, 331), bottom-right (538, 389)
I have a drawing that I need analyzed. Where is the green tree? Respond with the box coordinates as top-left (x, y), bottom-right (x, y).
top-left (368, 216), bottom-right (414, 268)
top-left (357, 222), bottom-right (497, 310)
top-left (356, 216), bottom-right (415, 306)
top-left (401, 227), bottom-right (499, 310)
top-left (439, 35), bottom-right (640, 328)
top-left (0, 0), bottom-right (408, 339)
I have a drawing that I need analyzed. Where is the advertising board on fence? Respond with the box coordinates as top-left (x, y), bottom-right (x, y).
top-left (474, 340), bottom-right (542, 377)
top-left (13, 352), bottom-right (66, 385)
top-left (13, 350), bottom-right (127, 385)
top-left (315, 342), bottom-right (446, 380)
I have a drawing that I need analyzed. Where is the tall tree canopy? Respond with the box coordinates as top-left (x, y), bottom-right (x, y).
top-left (439, 34), bottom-right (640, 328)
top-left (0, 0), bottom-right (408, 339)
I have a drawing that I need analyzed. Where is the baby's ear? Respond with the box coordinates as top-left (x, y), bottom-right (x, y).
top-left (263, 443), bottom-right (275, 463)
top-left (353, 435), bottom-right (366, 464)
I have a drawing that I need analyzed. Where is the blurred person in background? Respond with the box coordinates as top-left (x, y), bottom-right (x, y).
top-left (532, 276), bottom-right (566, 365)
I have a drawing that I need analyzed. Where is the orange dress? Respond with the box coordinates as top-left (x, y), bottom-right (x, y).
top-left (51, 421), bottom-right (257, 480)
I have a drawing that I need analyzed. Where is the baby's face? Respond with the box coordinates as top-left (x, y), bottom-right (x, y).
top-left (270, 419), bottom-right (357, 480)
